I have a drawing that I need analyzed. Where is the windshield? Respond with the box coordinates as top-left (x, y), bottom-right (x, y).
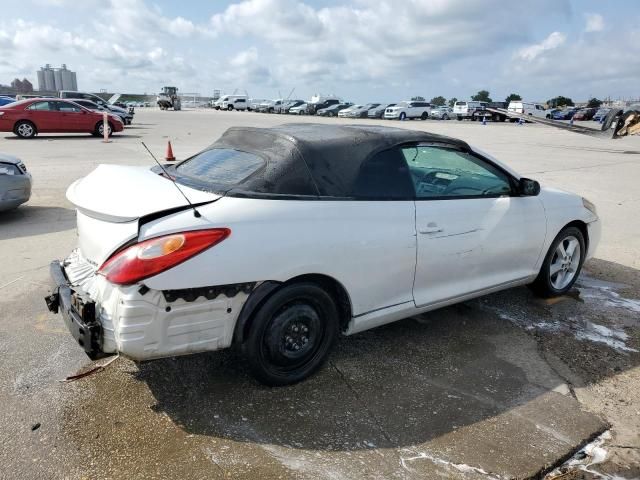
top-left (175, 148), bottom-right (265, 186)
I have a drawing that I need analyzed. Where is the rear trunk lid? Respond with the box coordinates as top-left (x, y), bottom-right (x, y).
top-left (66, 164), bottom-right (220, 267)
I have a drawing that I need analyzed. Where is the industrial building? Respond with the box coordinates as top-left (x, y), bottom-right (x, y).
top-left (36, 64), bottom-right (77, 92)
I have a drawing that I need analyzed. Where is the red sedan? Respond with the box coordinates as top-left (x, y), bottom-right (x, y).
top-left (0, 98), bottom-right (124, 138)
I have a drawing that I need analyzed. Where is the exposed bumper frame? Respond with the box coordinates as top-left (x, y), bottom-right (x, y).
top-left (46, 261), bottom-right (105, 360)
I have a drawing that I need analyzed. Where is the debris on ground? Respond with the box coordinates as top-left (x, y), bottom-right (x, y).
top-left (544, 431), bottom-right (626, 479)
top-left (61, 355), bottom-right (119, 383)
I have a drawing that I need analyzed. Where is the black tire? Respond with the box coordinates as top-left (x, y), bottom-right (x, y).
top-left (227, 105), bottom-right (233, 111)
top-left (530, 226), bottom-right (586, 298)
top-left (399, 112), bottom-right (406, 121)
top-left (14, 120), bottom-right (37, 138)
top-left (457, 116), bottom-right (463, 121)
top-left (242, 282), bottom-right (339, 386)
top-left (442, 114), bottom-right (449, 120)
top-left (93, 121), bottom-right (113, 137)
top-left (420, 112), bottom-right (428, 120)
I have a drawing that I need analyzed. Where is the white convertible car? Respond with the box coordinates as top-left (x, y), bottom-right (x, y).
top-left (46, 124), bottom-right (600, 385)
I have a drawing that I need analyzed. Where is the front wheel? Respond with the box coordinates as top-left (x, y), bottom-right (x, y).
top-left (94, 121), bottom-right (113, 137)
top-left (399, 112), bottom-right (406, 121)
top-left (530, 226), bottom-right (585, 297)
top-left (243, 282), bottom-right (339, 386)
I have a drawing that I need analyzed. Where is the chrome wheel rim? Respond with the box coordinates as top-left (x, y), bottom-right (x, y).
top-left (18, 123), bottom-right (33, 137)
top-left (550, 235), bottom-right (581, 290)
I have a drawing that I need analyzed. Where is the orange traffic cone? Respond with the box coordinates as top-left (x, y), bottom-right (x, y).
top-left (165, 141), bottom-right (176, 161)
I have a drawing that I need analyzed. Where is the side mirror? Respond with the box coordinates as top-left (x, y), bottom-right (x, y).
top-left (519, 178), bottom-right (540, 196)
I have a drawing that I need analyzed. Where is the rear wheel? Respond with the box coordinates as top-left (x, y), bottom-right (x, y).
top-left (457, 116), bottom-right (463, 121)
top-left (420, 112), bottom-right (428, 120)
top-left (531, 226), bottom-right (585, 297)
top-left (243, 282), bottom-right (339, 386)
top-left (14, 121), bottom-right (36, 138)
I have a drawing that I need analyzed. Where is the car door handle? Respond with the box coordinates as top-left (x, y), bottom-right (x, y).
top-left (419, 224), bottom-right (444, 234)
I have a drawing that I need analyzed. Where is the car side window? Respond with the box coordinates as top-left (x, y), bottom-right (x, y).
top-left (352, 148), bottom-right (414, 199)
top-left (54, 101), bottom-right (82, 112)
top-left (401, 145), bottom-right (512, 199)
top-left (27, 101), bottom-right (52, 111)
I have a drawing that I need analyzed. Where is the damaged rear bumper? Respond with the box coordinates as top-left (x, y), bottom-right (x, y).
top-left (46, 261), bottom-right (105, 360)
top-left (46, 250), bottom-right (254, 361)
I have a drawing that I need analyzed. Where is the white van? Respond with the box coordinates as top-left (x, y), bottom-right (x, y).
top-left (218, 95), bottom-right (248, 111)
top-left (453, 101), bottom-right (487, 120)
top-left (508, 101), bottom-right (547, 119)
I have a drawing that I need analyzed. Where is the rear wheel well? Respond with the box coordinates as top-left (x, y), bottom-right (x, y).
top-left (235, 274), bottom-right (353, 344)
top-left (14, 119), bottom-right (36, 134)
top-left (283, 274), bottom-right (352, 333)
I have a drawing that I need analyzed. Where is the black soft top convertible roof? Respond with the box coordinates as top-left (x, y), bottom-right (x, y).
top-left (201, 123), bottom-right (471, 198)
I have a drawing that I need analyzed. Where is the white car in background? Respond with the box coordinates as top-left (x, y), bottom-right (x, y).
top-left (453, 101), bottom-right (487, 121)
top-left (47, 124), bottom-right (600, 386)
top-left (289, 103), bottom-right (308, 115)
top-left (384, 101), bottom-right (431, 120)
top-left (247, 99), bottom-right (267, 111)
top-left (431, 106), bottom-right (454, 120)
top-left (338, 105), bottom-right (362, 118)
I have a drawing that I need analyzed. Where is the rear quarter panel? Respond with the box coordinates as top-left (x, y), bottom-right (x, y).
top-left (140, 197), bottom-right (418, 316)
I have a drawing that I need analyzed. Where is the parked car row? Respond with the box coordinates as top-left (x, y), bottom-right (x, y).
top-left (208, 93), bottom-right (620, 125)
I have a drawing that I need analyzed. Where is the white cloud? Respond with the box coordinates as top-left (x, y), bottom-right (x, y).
top-left (585, 13), bottom-right (604, 32)
top-left (1, 0), bottom-right (637, 102)
top-left (230, 47), bottom-right (259, 67)
top-left (517, 32), bottom-right (566, 61)
top-left (210, 0), bottom-right (557, 88)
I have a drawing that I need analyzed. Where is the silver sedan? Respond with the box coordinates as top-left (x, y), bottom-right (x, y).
top-left (0, 153), bottom-right (32, 211)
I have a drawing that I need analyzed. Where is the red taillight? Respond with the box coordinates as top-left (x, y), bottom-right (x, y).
top-left (98, 228), bottom-right (230, 285)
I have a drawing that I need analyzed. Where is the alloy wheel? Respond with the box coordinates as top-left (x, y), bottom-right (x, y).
top-left (17, 123), bottom-right (34, 137)
top-left (549, 235), bottom-right (581, 290)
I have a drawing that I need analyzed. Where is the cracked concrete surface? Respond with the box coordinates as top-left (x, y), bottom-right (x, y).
top-left (0, 110), bottom-right (638, 479)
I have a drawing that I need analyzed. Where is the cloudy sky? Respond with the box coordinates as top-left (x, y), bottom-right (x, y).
top-left (0, 0), bottom-right (638, 103)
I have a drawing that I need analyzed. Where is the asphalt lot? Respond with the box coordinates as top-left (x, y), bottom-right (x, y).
top-left (0, 109), bottom-right (639, 479)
